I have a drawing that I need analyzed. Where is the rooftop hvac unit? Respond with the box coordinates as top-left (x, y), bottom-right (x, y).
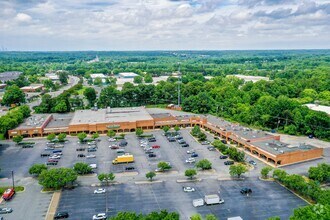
top-left (274, 148), bottom-right (278, 151)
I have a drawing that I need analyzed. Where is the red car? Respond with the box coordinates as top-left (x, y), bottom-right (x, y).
top-left (152, 145), bottom-right (160, 149)
top-left (2, 188), bottom-right (15, 201)
top-left (110, 145), bottom-right (119, 149)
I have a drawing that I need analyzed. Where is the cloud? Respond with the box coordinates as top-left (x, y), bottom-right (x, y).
top-left (14, 12), bottom-right (32, 22)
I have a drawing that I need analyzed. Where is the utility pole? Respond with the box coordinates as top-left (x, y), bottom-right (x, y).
top-left (11, 170), bottom-right (15, 189)
top-left (177, 62), bottom-right (181, 107)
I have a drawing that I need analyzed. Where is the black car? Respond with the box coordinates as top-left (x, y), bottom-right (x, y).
top-left (148, 153), bottom-right (157, 158)
top-left (181, 143), bottom-right (189, 147)
top-left (125, 166), bottom-right (135, 171)
top-left (191, 153), bottom-right (199, 157)
top-left (145, 151), bottom-right (154, 154)
top-left (168, 137), bottom-right (176, 142)
top-left (41, 153), bottom-right (51, 157)
top-left (224, 161), bottom-right (234, 165)
top-left (54, 211), bottom-right (69, 219)
top-left (119, 141), bottom-right (128, 147)
top-left (175, 136), bottom-right (183, 140)
top-left (46, 162), bottom-right (58, 166)
top-left (77, 154), bottom-right (85, 157)
top-left (148, 138), bottom-right (156, 142)
top-left (221, 140), bottom-right (227, 144)
top-left (219, 155), bottom-right (228, 159)
top-left (22, 144), bottom-right (34, 148)
top-left (240, 188), bottom-right (252, 194)
top-left (76, 148), bottom-right (85, 151)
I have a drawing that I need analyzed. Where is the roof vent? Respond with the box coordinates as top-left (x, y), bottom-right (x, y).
top-left (274, 148), bottom-right (278, 151)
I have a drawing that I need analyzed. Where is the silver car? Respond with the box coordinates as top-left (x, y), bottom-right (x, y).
top-left (0, 207), bottom-right (13, 214)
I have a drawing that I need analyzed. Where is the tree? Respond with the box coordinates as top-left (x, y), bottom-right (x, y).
top-left (120, 133), bottom-right (125, 138)
top-left (77, 132), bottom-right (87, 142)
top-left (2, 85), bottom-right (25, 105)
top-left (308, 163), bottom-right (330, 183)
top-left (38, 168), bottom-right (77, 189)
top-left (58, 133), bottom-right (67, 142)
top-left (133, 75), bottom-right (143, 84)
top-left (174, 125), bottom-right (180, 132)
top-left (205, 214), bottom-right (218, 220)
top-left (59, 72), bottom-right (68, 84)
top-left (144, 74), bottom-right (153, 83)
top-left (13, 135), bottom-right (23, 144)
top-left (83, 87), bottom-right (97, 105)
top-left (190, 214), bottom-right (202, 220)
top-left (229, 164), bottom-right (248, 178)
top-left (29, 164), bottom-right (48, 176)
top-left (268, 217), bottom-right (281, 220)
top-left (92, 133), bottom-right (100, 140)
top-left (162, 126), bottom-right (170, 133)
top-left (136, 128), bottom-right (144, 136)
top-left (146, 171), bottom-right (156, 182)
top-left (53, 100), bottom-right (68, 113)
top-left (261, 167), bottom-right (273, 179)
top-left (198, 132), bottom-right (207, 141)
top-left (107, 130), bottom-right (116, 138)
top-left (73, 162), bottom-right (92, 175)
top-left (196, 159), bottom-right (212, 170)
top-left (98, 173), bottom-right (116, 185)
top-left (157, 161), bottom-right (172, 172)
top-left (43, 79), bottom-right (56, 90)
top-left (94, 77), bottom-right (103, 86)
top-left (290, 204), bottom-right (330, 220)
top-left (185, 169), bottom-right (197, 180)
top-left (191, 125), bottom-right (201, 137)
top-left (47, 133), bottom-right (56, 141)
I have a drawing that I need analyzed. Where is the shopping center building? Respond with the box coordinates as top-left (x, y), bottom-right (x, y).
top-left (8, 107), bottom-right (323, 167)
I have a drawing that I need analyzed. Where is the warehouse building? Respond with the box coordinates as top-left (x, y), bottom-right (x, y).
top-left (8, 107), bottom-right (323, 167)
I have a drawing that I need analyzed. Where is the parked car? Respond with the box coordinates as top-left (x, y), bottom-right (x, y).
top-left (125, 166), bottom-right (135, 171)
top-left (46, 162), bottom-right (58, 166)
top-left (148, 153), bottom-right (157, 158)
top-left (145, 151), bottom-right (154, 154)
top-left (191, 153), bottom-right (199, 157)
top-left (152, 145), bottom-right (160, 149)
top-left (214, 136), bottom-right (219, 140)
top-left (89, 164), bottom-right (97, 169)
top-left (110, 145), bottom-right (119, 149)
top-left (181, 143), bottom-right (189, 147)
top-left (94, 188), bottom-right (106, 194)
top-left (86, 154), bottom-right (96, 158)
top-left (0, 207), bottom-right (13, 214)
top-left (41, 153), bottom-right (51, 157)
top-left (76, 148), bottom-right (85, 151)
top-left (108, 138), bottom-right (116, 142)
top-left (219, 155), bottom-right (228, 159)
top-left (54, 211), bottom-right (69, 219)
top-left (49, 155), bottom-right (61, 159)
top-left (221, 140), bottom-right (227, 144)
top-left (2, 188), bottom-right (15, 201)
top-left (224, 161), bottom-right (234, 165)
top-left (201, 141), bottom-right (210, 145)
top-left (77, 154), bottom-right (86, 158)
top-left (183, 186), bottom-right (195, 192)
top-left (119, 140), bottom-right (128, 147)
top-left (175, 136), bottom-right (183, 140)
top-left (186, 150), bottom-right (195, 154)
top-left (87, 148), bottom-right (97, 152)
top-left (185, 158), bottom-right (196, 163)
top-left (93, 213), bottom-right (107, 220)
top-left (178, 139), bottom-right (186, 144)
top-left (168, 137), bottom-right (176, 142)
top-left (45, 147), bottom-right (54, 151)
top-left (240, 188), bottom-right (252, 194)
top-left (48, 159), bottom-right (59, 163)
top-left (22, 144), bottom-right (34, 148)
top-left (207, 146), bottom-right (216, 151)
top-left (249, 160), bottom-right (257, 166)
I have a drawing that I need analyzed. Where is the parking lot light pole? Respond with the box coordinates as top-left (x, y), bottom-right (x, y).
top-left (11, 170), bottom-right (15, 189)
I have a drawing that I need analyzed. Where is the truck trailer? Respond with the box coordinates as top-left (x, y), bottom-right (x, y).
top-left (192, 198), bottom-right (204, 207)
top-left (204, 194), bottom-right (224, 205)
top-left (112, 154), bottom-right (134, 164)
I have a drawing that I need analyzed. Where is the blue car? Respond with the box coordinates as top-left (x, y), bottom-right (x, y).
top-left (191, 153), bottom-right (199, 157)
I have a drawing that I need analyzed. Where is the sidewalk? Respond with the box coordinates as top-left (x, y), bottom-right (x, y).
top-left (45, 191), bottom-right (61, 220)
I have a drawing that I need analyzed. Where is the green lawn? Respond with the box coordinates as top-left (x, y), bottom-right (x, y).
top-left (0, 186), bottom-right (25, 194)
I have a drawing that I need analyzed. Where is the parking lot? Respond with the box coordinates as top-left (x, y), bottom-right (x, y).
top-left (57, 178), bottom-right (307, 220)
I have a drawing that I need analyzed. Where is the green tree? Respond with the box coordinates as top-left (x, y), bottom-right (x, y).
top-left (191, 125), bottom-right (201, 136)
top-left (38, 168), bottom-right (77, 189)
top-left (185, 169), bottom-right (197, 180)
top-left (146, 171), bottom-right (156, 181)
top-left (107, 130), bottom-right (116, 138)
top-left (98, 173), bottom-right (116, 185)
top-left (205, 214), bottom-right (218, 220)
top-left (229, 164), bottom-right (247, 178)
top-left (94, 77), bottom-right (103, 86)
top-left (120, 133), bottom-right (125, 138)
top-left (77, 132), bottom-right (87, 142)
top-left (212, 140), bottom-right (228, 152)
top-left (268, 217), bottom-right (281, 220)
top-left (190, 214), bottom-right (202, 220)
top-left (157, 161), bottom-right (172, 172)
top-left (13, 135), bottom-right (23, 144)
top-left (2, 85), bottom-right (26, 105)
top-left (53, 100), bottom-right (68, 113)
top-left (261, 167), bottom-right (273, 179)
top-left (198, 132), bottom-right (207, 141)
top-left (174, 125), bottom-right (180, 132)
top-left (144, 74), bottom-right (153, 83)
top-left (59, 72), bottom-right (68, 84)
top-left (290, 204), bottom-right (330, 220)
top-left (73, 162), bottom-right (93, 175)
top-left (29, 164), bottom-right (48, 176)
top-left (58, 133), bottom-right (67, 142)
top-left (136, 128), bottom-right (144, 136)
top-left (308, 163), bottom-right (330, 183)
top-left (133, 75), bottom-right (143, 84)
top-left (196, 159), bottom-right (212, 170)
top-left (43, 79), bottom-right (56, 90)
top-left (162, 126), bottom-right (170, 133)
top-left (47, 133), bottom-right (56, 141)
top-left (83, 87), bottom-right (97, 105)
top-left (92, 133), bottom-right (100, 140)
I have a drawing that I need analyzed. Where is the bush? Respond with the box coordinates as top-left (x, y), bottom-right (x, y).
top-left (29, 164), bottom-right (48, 176)
top-left (73, 162), bottom-right (92, 175)
top-left (261, 167), bottom-right (273, 179)
top-left (308, 163), bottom-right (330, 183)
top-left (196, 159), bottom-right (212, 170)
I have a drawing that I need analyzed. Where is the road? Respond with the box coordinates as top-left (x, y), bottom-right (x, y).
top-left (27, 75), bottom-right (80, 110)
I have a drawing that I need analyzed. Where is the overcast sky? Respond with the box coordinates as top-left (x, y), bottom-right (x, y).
top-left (0, 0), bottom-right (329, 51)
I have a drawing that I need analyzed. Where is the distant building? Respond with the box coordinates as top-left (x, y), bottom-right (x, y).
top-left (0, 84), bottom-right (7, 90)
top-left (305, 104), bottom-right (330, 115)
top-left (0, 71), bottom-right (22, 82)
top-left (20, 84), bottom-right (44, 93)
top-left (118, 72), bottom-right (138, 78)
top-left (45, 73), bottom-right (60, 82)
top-left (87, 55), bottom-right (99, 64)
top-left (230, 74), bottom-right (270, 83)
top-left (90, 73), bottom-right (108, 83)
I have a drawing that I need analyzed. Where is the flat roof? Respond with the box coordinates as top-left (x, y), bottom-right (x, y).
top-left (304, 104), bottom-right (330, 115)
top-left (0, 71), bottom-right (22, 82)
top-left (232, 128), bottom-right (271, 141)
top-left (90, 73), bottom-right (107, 79)
top-left (147, 108), bottom-right (196, 117)
top-left (231, 74), bottom-right (269, 82)
top-left (17, 114), bottom-right (50, 129)
top-left (21, 85), bottom-right (43, 90)
top-left (46, 113), bottom-right (74, 128)
top-left (70, 107), bottom-right (153, 125)
top-left (118, 72), bottom-right (138, 77)
top-left (252, 140), bottom-right (316, 155)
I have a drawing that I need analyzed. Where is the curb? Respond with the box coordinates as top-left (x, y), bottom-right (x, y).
top-left (155, 171), bottom-right (178, 175)
top-left (275, 181), bottom-right (312, 205)
top-left (176, 178), bottom-right (202, 183)
top-left (135, 180), bottom-right (164, 184)
top-left (45, 190), bottom-right (62, 220)
top-left (116, 172), bottom-right (139, 177)
top-left (258, 177), bottom-right (275, 182)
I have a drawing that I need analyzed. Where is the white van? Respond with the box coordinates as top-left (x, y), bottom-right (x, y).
top-left (89, 164), bottom-right (97, 169)
top-left (192, 198), bottom-right (204, 207)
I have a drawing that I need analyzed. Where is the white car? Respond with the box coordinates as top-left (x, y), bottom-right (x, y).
top-left (86, 154), bottom-right (96, 158)
top-left (89, 164), bottom-right (97, 169)
top-left (49, 155), bottom-right (61, 159)
top-left (183, 186), bottom-right (195, 192)
top-left (185, 158), bottom-right (196, 163)
top-left (186, 150), bottom-right (195, 154)
top-left (108, 138), bottom-right (116, 142)
top-left (93, 213), bottom-right (107, 220)
top-left (94, 188), bottom-right (106, 194)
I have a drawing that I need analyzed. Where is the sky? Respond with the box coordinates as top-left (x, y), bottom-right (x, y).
top-left (0, 0), bottom-right (329, 51)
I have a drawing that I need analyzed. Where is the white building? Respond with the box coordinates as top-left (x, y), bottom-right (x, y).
top-left (118, 72), bottom-right (138, 78)
top-left (90, 73), bottom-right (108, 83)
top-left (304, 104), bottom-right (330, 115)
top-left (231, 74), bottom-right (270, 83)
top-left (45, 73), bottom-right (60, 82)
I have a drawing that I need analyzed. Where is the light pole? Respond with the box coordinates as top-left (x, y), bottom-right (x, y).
top-left (11, 170), bottom-right (15, 189)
